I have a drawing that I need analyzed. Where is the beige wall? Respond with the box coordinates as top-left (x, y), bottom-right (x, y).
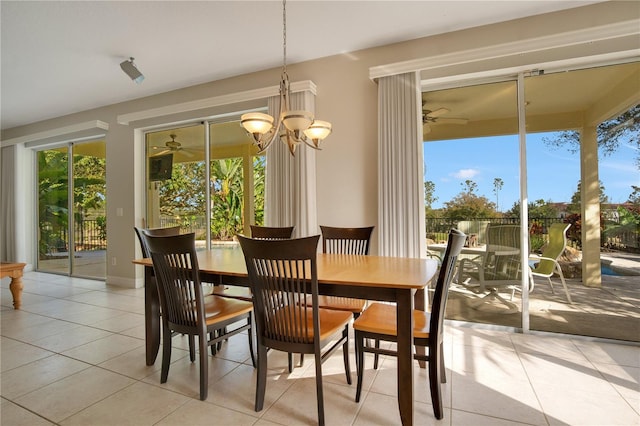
top-left (2, 1), bottom-right (638, 286)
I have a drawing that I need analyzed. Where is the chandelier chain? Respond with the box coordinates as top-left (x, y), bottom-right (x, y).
top-left (282, 0), bottom-right (287, 72)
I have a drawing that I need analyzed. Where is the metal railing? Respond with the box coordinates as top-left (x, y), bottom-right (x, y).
top-left (426, 217), bottom-right (639, 252)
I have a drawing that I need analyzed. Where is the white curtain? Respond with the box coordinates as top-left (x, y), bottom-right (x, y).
top-left (377, 72), bottom-right (426, 258)
top-left (265, 91), bottom-right (318, 238)
top-left (1, 146), bottom-right (17, 261)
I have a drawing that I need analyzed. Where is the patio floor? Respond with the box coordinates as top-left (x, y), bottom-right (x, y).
top-left (446, 251), bottom-right (640, 342)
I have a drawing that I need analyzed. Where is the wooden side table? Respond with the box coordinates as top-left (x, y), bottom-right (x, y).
top-left (1, 262), bottom-right (27, 309)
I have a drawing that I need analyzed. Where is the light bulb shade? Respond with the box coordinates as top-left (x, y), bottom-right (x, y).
top-left (282, 110), bottom-right (314, 132)
top-left (303, 120), bottom-right (332, 142)
top-left (241, 112), bottom-right (274, 135)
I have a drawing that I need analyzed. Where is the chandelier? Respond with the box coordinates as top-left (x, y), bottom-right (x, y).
top-left (240, 0), bottom-right (332, 156)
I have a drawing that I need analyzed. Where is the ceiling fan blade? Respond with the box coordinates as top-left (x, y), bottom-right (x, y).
top-left (152, 149), bottom-right (171, 157)
top-left (436, 117), bottom-right (468, 125)
top-left (180, 149), bottom-right (195, 158)
top-left (427, 107), bottom-right (450, 117)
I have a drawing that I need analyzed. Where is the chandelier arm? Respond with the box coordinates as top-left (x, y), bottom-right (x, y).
top-left (300, 135), bottom-right (321, 150)
top-left (258, 127), bottom-right (279, 152)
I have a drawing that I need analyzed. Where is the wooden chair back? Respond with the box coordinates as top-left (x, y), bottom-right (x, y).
top-left (134, 225), bottom-right (181, 258)
top-left (320, 225), bottom-right (374, 255)
top-left (250, 225), bottom-right (295, 240)
top-left (238, 234), bottom-right (320, 347)
top-left (238, 234), bottom-right (350, 425)
top-left (144, 232), bottom-right (205, 332)
top-left (430, 229), bottom-right (466, 345)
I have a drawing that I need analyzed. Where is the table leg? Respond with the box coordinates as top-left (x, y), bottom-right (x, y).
top-left (144, 267), bottom-right (160, 366)
top-left (9, 276), bottom-right (24, 309)
top-left (397, 289), bottom-right (415, 426)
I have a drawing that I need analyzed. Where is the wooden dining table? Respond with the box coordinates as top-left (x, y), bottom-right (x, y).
top-left (134, 245), bottom-right (438, 426)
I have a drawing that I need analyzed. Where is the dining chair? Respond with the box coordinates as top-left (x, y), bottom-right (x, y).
top-left (237, 234), bottom-right (352, 426)
top-left (134, 225), bottom-right (181, 258)
top-left (135, 225), bottom-right (202, 359)
top-left (313, 225), bottom-right (373, 317)
top-left (250, 225), bottom-right (295, 239)
top-left (529, 222), bottom-right (572, 304)
top-left (352, 229), bottom-right (466, 419)
top-left (210, 225), bottom-right (295, 303)
top-left (143, 232), bottom-right (255, 400)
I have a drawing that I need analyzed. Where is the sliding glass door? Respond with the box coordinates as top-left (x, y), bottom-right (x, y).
top-left (144, 119), bottom-right (263, 249)
top-left (424, 60), bottom-right (639, 342)
top-left (37, 139), bottom-right (106, 278)
top-left (523, 62), bottom-right (639, 342)
top-left (423, 80), bottom-right (522, 330)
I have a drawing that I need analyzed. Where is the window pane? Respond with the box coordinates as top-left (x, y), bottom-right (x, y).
top-left (145, 125), bottom-right (206, 239)
top-left (72, 140), bottom-right (107, 279)
top-left (37, 148), bottom-right (70, 274)
top-left (423, 80), bottom-right (522, 328)
top-left (254, 155), bottom-right (265, 226)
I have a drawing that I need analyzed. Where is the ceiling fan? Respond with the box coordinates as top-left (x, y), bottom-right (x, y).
top-left (422, 106), bottom-right (468, 134)
top-left (151, 134), bottom-right (202, 157)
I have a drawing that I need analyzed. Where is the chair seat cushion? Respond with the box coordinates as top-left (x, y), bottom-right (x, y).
top-left (308, 295), bottom-right (366, 313)
top-left (269, 305), bottom-right (352, 342)
top-left (202, 295), bottom-right (253, 325)
top-left (353, 302), bottom-right (431, 339)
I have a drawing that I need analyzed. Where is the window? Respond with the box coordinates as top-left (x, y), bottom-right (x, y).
top-left (144, 119), bottom-right (264, 247)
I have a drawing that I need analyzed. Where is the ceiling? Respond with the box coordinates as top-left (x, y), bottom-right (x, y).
top-left (422, 61), bottom-right (640, 141)
top-left (0, 0), bottom-right (605, 132)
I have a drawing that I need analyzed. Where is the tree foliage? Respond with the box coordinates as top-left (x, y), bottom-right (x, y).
top-left (505, 199), bottom-right (560, 218)
top-left (604, 205), bottom-right (640, 245)
top-left (253, 156), bottom-right (266, 225)
top-left (543, 104), bottom-right (640, 167)
top-left (211, 158), bottom-right (244, 240)
top-left (37, 149), bottom-right (106, 256)
top-left (442, 179), bottom-right (498, 220)
top-left (493, 178), bottom-right (504, 211)
top-left (567, 180), bottom-right (609, 214)
top-left (159, 162), bottom-right (206, 217)
top-left (628, 185), bottom-right (640, 204)
top-left (158, 156), bottom-right (265, 241)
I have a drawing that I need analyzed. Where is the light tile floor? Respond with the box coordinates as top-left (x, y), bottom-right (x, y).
top-left (1, 272), bottom-right (639, 425)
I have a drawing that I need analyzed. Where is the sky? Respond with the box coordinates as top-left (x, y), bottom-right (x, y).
top-left (423, 132), bottom-right (639, 211)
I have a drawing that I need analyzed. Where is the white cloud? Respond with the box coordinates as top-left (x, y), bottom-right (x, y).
top-left (451, 168), bottom-right (480, 179)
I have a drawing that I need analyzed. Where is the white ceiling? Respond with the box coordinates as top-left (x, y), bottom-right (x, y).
top-left (0, 0), bottom-right (604, 131)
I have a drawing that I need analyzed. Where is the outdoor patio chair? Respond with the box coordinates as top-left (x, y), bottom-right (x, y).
top-left (457, 220), bottom-right (490, 246)
top-left (457, 224), bottom-right (527, 312)
top-left (529, 222), bottom-right (573, 304)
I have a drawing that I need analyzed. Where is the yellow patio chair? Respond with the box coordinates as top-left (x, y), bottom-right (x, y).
top-left (529, 223), bottom-right (573, 304)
